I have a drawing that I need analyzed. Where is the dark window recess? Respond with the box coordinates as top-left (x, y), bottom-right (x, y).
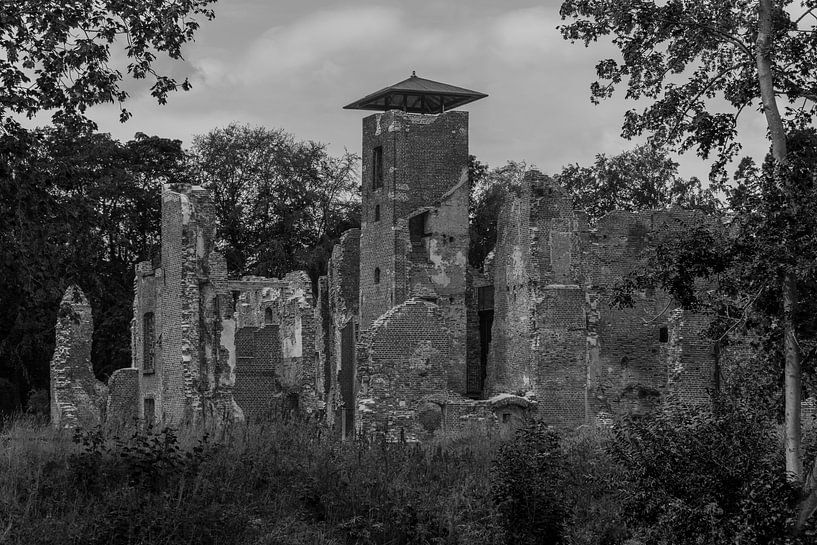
top-left (144, 398), bottom-right (155, 423)
top-left (374, 204), bottom-right (380, 222)
top-left (409, 211), bottom-right (431, 261)
top-left (143, 312), bottom-right (155, 374)
top-left (340, 323), bottom-right (356, 439)
top-left (659, 326), bottom-right (669, 343)
top-left (469, 285), bottom-right (495, 397)
top-left (374, 267), bottom-right (381, 284)
top-left (264, 307), bottom-right (274, 324)
top-left (372, 146), bottom-right (383, 189)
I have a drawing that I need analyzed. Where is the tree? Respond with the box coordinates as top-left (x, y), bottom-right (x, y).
top-left (554, 144), bottom-right (719, 223)
top-left (0, 129), bottom-right (191, 400)
top-left (560, 0), bottom-right (817, 509)
top-left (0, 0), bottom-right (215, 133)
top-left (469, 159), bottom-right (528, 268)
top-left (612, 400), bottom-right (804, 544)
top-left (191, 123), bottom-right (361, 284)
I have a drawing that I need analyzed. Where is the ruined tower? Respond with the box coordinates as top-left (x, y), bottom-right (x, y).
top-left (343, 74), bottom-right (488, 436)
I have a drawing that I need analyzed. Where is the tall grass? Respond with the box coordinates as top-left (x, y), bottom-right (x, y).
top-left (0, 415), bottom-right (508, 545)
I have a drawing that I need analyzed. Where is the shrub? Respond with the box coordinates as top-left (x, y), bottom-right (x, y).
top-left (610, 399), bottom-right (806, 545)
top-left (491, 421), bottom-right (569, 545)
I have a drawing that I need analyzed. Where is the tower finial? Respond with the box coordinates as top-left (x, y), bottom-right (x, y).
top-left (411, 70), bottom-right (416, 77)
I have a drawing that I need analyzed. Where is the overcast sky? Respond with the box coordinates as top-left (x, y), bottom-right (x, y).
top-left (88, 0), bottom-right (771, 180)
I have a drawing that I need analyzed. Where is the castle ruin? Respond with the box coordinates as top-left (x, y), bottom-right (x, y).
top-left (59, 74), bottom-right (720, 436)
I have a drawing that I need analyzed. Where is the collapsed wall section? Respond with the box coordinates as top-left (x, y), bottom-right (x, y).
top-left (487, 172), bottom-right (717, 426)
top-left (230, 271), bottom-right (317, 420)
top-left (356, 298), bottom-right (452, 441)
top-left (323, 229), bottom-right (360, 432)
top-left (50, 285), bottom-right (107, 428)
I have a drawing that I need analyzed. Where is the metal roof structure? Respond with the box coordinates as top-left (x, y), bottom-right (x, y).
top-left (343, 72), bottom-right (488, 114)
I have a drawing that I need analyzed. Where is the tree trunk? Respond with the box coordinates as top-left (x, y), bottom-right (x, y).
top-left (757, 0), bottom-right (804, 485)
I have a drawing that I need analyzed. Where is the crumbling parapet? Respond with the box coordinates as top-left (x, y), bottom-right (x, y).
top-left (50, 285), bottom-right (107, 428)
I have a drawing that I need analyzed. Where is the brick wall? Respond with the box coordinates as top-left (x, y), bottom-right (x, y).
top-left (50, 286), bottom-right (106, 428)
top-left (356, 298), bottom-right (452, 441)
top-left (488, 171), bottom-right (717, 427)
top-left (106, 367), bottom-right (139, 431)
top-left (359, 111), bottom-right (469, 330)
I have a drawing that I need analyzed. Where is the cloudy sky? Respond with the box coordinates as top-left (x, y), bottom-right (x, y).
top-left (88, 0), bottom-right (770, 180)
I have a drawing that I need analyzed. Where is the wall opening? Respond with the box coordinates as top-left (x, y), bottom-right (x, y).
top-left (144, 397), bottom-right (155, 424)
top-left (264, 307), bottom-right (274, 324)
top-left (374, 267), bottom-right (381, 284)
top-left (409, 211), bottom-right (431, 262)
top-left (339, 323), bottom-right (356, 439)
top-left (143, 312), bottom-right (155, 374)
top-left (659, 326), bottom-right (669, 343)
top-left (374, 204), bottom-right (380, 222)
top-left (470, 285), bottom-right (494, 396)
top-left (372, 146), bottom-right (383, 189)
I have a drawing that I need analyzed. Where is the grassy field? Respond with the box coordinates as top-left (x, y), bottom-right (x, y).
top-left (0, 415), bottom-right (626, 545)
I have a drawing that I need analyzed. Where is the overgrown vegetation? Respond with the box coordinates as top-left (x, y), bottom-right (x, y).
top-left (1, 408), bottom-right (809, 545)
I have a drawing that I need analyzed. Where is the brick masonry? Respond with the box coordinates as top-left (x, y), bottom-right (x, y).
top-left (106, 367), bottom-right (140, 432)
top-left (118, 103), bottom-right (721, 437)
top-left (50, 286), bottom-right (107, 428)
top-left (487, 171), bottom-right (718, 427)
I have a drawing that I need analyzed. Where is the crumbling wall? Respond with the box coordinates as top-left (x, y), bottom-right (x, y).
top-left (359, 110), bottom-right (469, 331)
top-left (488, 172), bottom-right (716, 427)
top-left (231, 271), bottom-right (318, 418)
top-left (584, 210), bottom-right (716, 420)
top-left (326, 229), bottom-right (360, 430)
top-left (106, 367), bottom-right (139, 431)
top-left (356, 298), bottom-right (452, 441)
top-left (133, 260), bottom-right (161, 421)
top-left (50, 286), bottom-right (107, 428)
top-left (148, 185), bottom-right (243, 425)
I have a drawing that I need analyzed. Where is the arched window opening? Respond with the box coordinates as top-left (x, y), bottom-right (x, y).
top-left (264, 307), bottom-right (274, 325)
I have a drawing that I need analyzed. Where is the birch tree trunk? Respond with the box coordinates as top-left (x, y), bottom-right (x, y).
top-left (756, 0), bottom-right (803, 487)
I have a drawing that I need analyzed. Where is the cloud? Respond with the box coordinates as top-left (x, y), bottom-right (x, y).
top-left (193, 6), bottom-right (405, 86)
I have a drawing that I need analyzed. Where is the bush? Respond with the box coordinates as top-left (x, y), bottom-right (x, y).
top-left (491, 421), bottom-right (569, 545)
top-left (610, 399), bottom-right (806, 545)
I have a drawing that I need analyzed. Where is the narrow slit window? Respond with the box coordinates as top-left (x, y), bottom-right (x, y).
top-left (264, 307), bottom-right (274, 324)
top-left (374, 267), bottom-right (381, 284)
top-left (374, 204), bottom-right (380, 222)
top-left (372, 146), bottom-right (383, 189)
top-left (143, 312), bottom-right (155, 374)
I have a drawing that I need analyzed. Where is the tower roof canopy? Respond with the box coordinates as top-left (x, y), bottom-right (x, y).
top-left (343, 72), bottom-right (487, 114)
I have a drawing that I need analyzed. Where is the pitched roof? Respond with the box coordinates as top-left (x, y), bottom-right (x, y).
top-left (343, 72), bottom-right (487, 114)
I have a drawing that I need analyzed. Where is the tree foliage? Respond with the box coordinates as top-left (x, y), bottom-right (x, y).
top-left (0, 129), bottom-right (191, 399)
top-left (612, 401), bottom-right (807, 544)
top-left (191, 123), bottom-right (361, 283)
top-left (468, 159), bottom-right (528, 268)
top-left (559, 0), bottom-right (817, 181)
top-left (0, 0), bottom-right (216, 132)
top-left (554, 144), bottom-right (719, 223)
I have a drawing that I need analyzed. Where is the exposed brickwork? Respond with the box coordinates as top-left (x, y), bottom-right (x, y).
top-left (231, 271), bottom-right (319, 415)
top-left (325, 229), bottom-right (360, 429)
top-left (356, 299), bottom-right (452, 441)
top-left (106, 367), bottom-right (139, 431)
top-left (50, 286), bottom-right (107, 428)
top-left (234, 325), bottom-right (281, 420)
top-left (359, 111), bottom-right (469, 334)
top-left (487, 171), bottom-right (717, 427)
